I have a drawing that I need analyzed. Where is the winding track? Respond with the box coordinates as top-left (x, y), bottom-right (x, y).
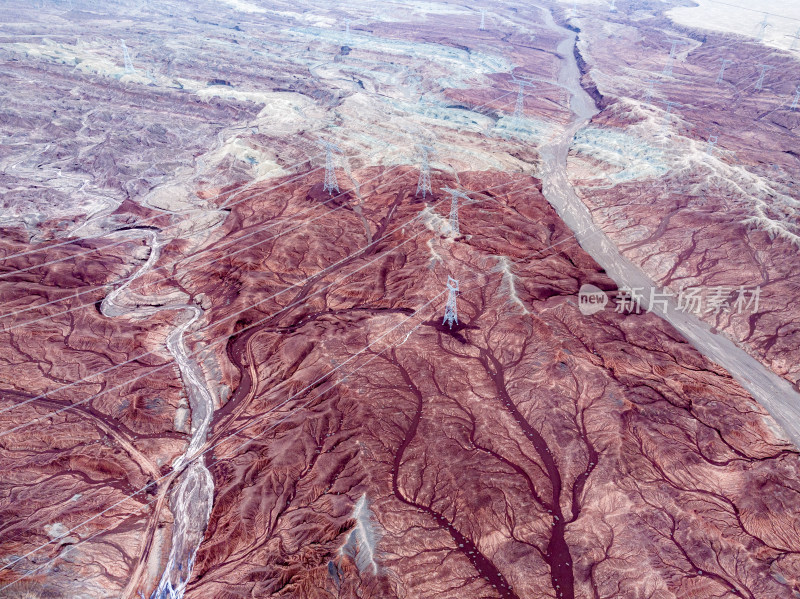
top-left (535, 4), bottom-right (800, 448)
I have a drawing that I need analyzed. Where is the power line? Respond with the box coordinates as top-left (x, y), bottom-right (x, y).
top-left (0, 286), bottom-right (443, 591)
top-left (0, 197), bottom-right (446, 572)
top-left (0, 88), bottom-right (517, 275)
top-left (0, 166), bottom-right (409, 332)
top-left (5, 197), bottom-right (627, 593)
top-left (0, 180), bottom-right (597, 589)
top-left (0, 96), bottom-right (529, 447)
top-left (0, 167), bottom-right (415, 420)
top-left (0, 152), bottom-right (326, 266)
top-left (10, 5), bottom-right (797, 590)
top-left (703, 0), bottom-right (800, 25)
top-left (0, 87), bottom-right (519, 323)
top-left (0, 177), bottom-right (532, 435)
top-left (0, 177), bottom-right (551, 580)
top-left (0, 157), bottom-right (327, 278)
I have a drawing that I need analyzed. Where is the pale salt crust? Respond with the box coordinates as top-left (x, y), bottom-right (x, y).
top-left (667, 0), bottom-right (800, 55)
top-left (218, 0), bottom-right (267, 14)
top-left (552, 0), bottom-right (800, 54)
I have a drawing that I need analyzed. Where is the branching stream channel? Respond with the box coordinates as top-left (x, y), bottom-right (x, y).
top-left (94, 6), bottom-right (800, 598)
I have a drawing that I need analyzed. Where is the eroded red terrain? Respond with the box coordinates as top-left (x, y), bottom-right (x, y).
top-left (564, 2), bottom-right (800, 389)
top-left (183, 168), bottom-right (800, 598)
top-left (4, 161), bottom-right (800, 597)
top-left (0, 227), bottom-right (189, 595)
top-left (2, 1), bottom-right (800, 598)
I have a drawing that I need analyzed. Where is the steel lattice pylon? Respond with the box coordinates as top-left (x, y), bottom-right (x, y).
top-left (716, 58), bottom-right (733, 85)
top-left (643, 79), bottom-right (661, 103)
top-left (441, 187), bottom-right (470, 236)
top-left (121, 40), bottom-right (136, 75)
top-left (319, 140), bottom-right (342, 195)
top-left (661, 100), bottom-right (681, 135)
top-left (345, 18), bottom-right (352, 44)
top-left (758, 14), bottom-right (770, 40)
top-left (442, 276), bottom-right (459, 328)
top-left (756, 64), bottom-right (774, 91)
top-left (662, 39), bottom-right (685, 78)
top-left (787, 28), bottom-right (800, 51)
top-left (514, 82), bottom-right (525, 119)
top-left (416, 144), bottom-right (435, 198)
top-left (510, 75), bottom-right (535, 130)
top-left (706, 135), bottom-right (718, 156)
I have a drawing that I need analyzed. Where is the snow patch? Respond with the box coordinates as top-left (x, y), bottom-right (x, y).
top-left (44, 523), bottom-right (69, 540)
top-left (418, 204), bottom-right (454, 237)
top-left (493, 115), bottom-right (555, 145)
top-left (426, 238), bottom-right (444, 268)
top-left (340, 494), bottom-right (381, 575)
top-left (665, 139), bottom-right (800, 247)
top-left (492, 256), bottom-right (530, 314)
top-left (574, 98), bottom-right (800, 247)
top-left (571, 125), bottom-right (669, 183)
top-left (289, 26), bottom-right (512, 88)
top-left (219, 0), bottom-right (267, 13)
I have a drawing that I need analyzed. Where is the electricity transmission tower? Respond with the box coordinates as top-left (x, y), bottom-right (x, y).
top-left (787, 28), bottom-right (800, 51)
top-left (448, 193), bottom-right (460, 235)
top-left (609, 0), bottom-right (617, 12)
top-left (661, 100), bottom-right (681, 134)
top-left (319, 140), bottom-right (342, 195)
top-left (442, 277), bottom-right (460, 328)
top-left (643, 79), bottom-right (661, 102)
top-left (479, 9), bottom-right (486, 31)
top-left (511, 74), bottom-right (536, 123)
top-left (716, 58), bottom-right (733, 85)
top-left (791, 86), bottom-right (800, 110)
top-left (755, 64), bottom-right (774, 90)
top-left (441, 187), bottom-right (470, 236)
top-left (345, 18), bottom-right (351, 44)
top-left (121, 40), bottom-right (136, 74)
top-left (416, 144), bottom-right (435, 198)
top-left (662, 39), bottom-right (685, 77)
top-left (706, 134), bottom-right (718, 155)
top-left (758, 14), bottom-right (770, 40)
